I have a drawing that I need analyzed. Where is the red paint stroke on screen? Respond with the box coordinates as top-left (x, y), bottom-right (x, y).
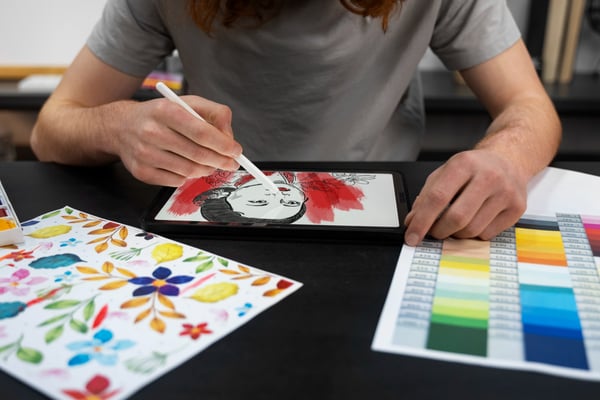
top-left (167, 171), bottom-right (364, 224)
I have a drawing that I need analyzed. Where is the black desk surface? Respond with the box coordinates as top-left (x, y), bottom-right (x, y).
top-left (1, 161), bottom-right (600, 399)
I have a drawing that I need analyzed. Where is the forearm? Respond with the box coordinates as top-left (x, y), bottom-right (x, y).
top-left (31, 99), bottom-right (137, 165)
top-left (475, 94), bottom-right (561, 184)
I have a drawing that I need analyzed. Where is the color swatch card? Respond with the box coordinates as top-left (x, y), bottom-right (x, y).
top-left (0, 180), bottom-right (24, 246)
top-left (0, 206), bottom-right (301, 399)
top-left (372, 212), bottom-right (600, 381)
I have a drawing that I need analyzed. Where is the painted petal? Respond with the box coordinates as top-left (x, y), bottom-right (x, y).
top-left (12, 269), bottom-right (30, 280)
top-left (152, 266), bottom-right (171, 279)
top-left (0, 301), bottom-right (27, 319)
top-left (128, 277), bottom-right (154, 285)
top-left (110, 339), bottom-right (136, 351)
top-left (8, 287), bottom-right (30, 296)
top-left (95, 352), bottom-right (118, 366)
top-left (61, 389), bottom-right (88, 399)
top-left (166, 275), bottom-right (194, 284)
top-left (158, 285), bottom-right (179, 296)
top-left (25, 277), bottom-right (47, 285)
top-left (93, 329), bottom-right (113, 344)
top-left (66, 341), bottom-right (94, 351)
top-left (132, 286), bottom-right (156, 296)
top-left (86, 374), bottom-right (111, 394)
top-left (67, 353), bottom-right (91, 366)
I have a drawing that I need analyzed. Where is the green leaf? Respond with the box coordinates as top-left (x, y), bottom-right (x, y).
top-left (184, 253), bottom-right (212, 262)
top-left (109, 248), bottom-right (142, 261)
top-left (38, 313), bottom-right (71, 327)
top-left (16, 347), bottom-right (43, 364)
top-left (69, 319), bottom-right (88, 334)
top-left (44, 300), bottom-right (81, 310)
top-left (83, 300), bottom-right (95, 321)
top-left (41, 210), bottom-right (62, 219)
top-left (0, 342), bottom-right (16, 354)
top-left (195, 260), bottom-right (214, 273)
top-left (45, 325), bottom-right (64, 344)
top-left (217, 257), bottom-right (229, 267)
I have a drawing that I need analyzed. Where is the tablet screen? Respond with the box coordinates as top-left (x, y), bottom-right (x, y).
top-left (143, 167), bottom-right (408, 242)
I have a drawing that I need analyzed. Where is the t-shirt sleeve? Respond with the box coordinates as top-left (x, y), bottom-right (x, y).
top-left (86, 0), bottom-right (175, 78)
top-left (430, 0), bottom-right (521, 71)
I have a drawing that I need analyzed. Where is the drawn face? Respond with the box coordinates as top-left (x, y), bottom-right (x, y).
top-left (226, 180), bottom-right (306, 221)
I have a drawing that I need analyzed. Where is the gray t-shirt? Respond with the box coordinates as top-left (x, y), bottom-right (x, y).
top-left (87, 0), bottom-right (520, 162)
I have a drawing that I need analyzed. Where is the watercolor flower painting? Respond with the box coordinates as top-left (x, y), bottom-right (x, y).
top-left (0, 206), bottom-right (301, 399)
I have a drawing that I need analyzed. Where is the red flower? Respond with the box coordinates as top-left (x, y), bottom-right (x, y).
top-left (180, 322), bottom-right (213, 340)
top-left (62, 374), bottom-right (120, 400)
top-left (0, 248), bottom-right (36, 263)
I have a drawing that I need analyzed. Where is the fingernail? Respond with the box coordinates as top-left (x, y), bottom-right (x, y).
top-left (405, 232), bottom-right (420, 247)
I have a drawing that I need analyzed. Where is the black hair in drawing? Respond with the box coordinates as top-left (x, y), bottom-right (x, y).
top-left (193, 187), bottom-right (306, 225)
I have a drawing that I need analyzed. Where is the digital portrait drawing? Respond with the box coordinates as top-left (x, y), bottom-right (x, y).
top-left (155, 170), bottom-right (401, 228)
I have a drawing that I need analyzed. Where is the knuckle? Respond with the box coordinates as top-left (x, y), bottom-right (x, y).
top-left (443, 208), bottom-right (469, 229)
top-left (188, 145), bottom-right (210, 163)
top-left (131, 142), bottom-right (151, 161)
top-left (217, 104), bottom-right (233, 121)
top-left (457, 224), bottom-right (480, 239)
top-left (425, 188), bottom-right (451, 208)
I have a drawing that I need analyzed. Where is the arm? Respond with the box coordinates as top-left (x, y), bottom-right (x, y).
top-left (30, 46), bottom-right (241, 187)
top-left (404, 39), bottom-right (561, 245)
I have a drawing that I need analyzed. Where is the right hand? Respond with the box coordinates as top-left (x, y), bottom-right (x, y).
top-left (117, 95), bottom-right (243, 187)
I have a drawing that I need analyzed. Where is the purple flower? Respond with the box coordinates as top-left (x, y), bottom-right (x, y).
top-left (128, 266), bottom-right (193, 297)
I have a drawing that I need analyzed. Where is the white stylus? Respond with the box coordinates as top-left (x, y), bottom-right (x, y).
top-left (155, 82), bottom-right (281, 197)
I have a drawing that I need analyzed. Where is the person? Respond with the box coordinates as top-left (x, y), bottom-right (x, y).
top-left (30, 0), bottom-right (561, 247)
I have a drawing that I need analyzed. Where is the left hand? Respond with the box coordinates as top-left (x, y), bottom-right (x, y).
top-left (403, 149), bottom-right (528, 246)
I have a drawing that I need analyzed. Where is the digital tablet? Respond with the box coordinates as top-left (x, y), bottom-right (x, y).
top-left (142, 167), bottom-right (409, 242)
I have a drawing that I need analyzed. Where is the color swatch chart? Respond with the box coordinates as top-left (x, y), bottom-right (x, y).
top-left (374, 213), bottom-right (600, 381)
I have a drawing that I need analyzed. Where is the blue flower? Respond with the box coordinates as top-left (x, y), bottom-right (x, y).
top-left (66, 329), bottom-right (135, 366)
top-left (54, 270), bottom-right (78, 283)
top-left (128, 266), bottom-right (193, 297)
top-left (236, 302), bottom-right (253, 317)
top-left (60, 238), bottom-right (82, 247)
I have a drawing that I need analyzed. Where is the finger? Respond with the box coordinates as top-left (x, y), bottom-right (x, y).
top-left (404, 166), bottom-right (470, 246)
top-left (428, 177), bottom-right (490, 239)
top-left (157, 99), bottom-right (241, 158)
top-left (445, 194), bottom-right (506, 239)
top-left (158, 126), bottom-right (239, 172)
top-left (126, 141), bottom-right (218, 186)
top-left (183, 95), bottom-right (235, 138)
top-left (476, 207), bottom-right (524, 240)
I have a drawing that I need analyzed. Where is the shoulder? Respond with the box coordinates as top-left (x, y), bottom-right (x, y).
top-left (430, 0), bottom-right (521, 70)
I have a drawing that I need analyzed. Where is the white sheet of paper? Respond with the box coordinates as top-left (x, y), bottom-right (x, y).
top-left (0, 206), bottom-right (302, 399)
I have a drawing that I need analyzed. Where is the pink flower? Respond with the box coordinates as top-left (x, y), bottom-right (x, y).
top-left (0, 269), bottom-right (47, 296)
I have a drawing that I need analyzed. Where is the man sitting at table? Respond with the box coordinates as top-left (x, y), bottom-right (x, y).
top-left (29, 0), bottom-right (561, 246)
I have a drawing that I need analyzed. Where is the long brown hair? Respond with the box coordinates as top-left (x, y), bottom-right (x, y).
top-left (187, 0), bottom-right (403, 34)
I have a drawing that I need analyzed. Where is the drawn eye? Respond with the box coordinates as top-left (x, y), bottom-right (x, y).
top-left (282, 200), bottom-right (301, 207)
top-left (247, 200), bottom-right (268, 207)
